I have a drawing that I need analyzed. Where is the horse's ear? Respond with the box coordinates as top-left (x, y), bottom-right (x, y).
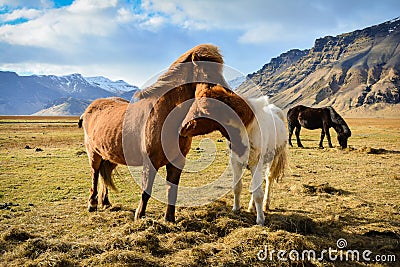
top-left (173, 49), bottom-right (200, 65)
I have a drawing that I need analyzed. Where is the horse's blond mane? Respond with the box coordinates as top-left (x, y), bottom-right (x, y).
top-left (135, 44), bottom-right (227, 99)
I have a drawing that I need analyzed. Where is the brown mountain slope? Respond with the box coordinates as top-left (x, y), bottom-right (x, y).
top-left (238, 18), bottom-right (400, 117)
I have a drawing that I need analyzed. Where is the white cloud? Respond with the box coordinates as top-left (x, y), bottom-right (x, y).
top-left (117, 7), bottom-right (137, 23)
top-left (1, 0), bottom-right (400, 86)
top-left (0, 2), bottom-right (120, 49)
top-left (68, 0), bottom-right (118, 12)
top-left (139, 15), bottom-right (165, 31)
top-left (0, 8), bottom-right (43, 22)
top-left (238, 23), bottom-right (284, 44)
top-left (0, 0), bottom-right (53, 9)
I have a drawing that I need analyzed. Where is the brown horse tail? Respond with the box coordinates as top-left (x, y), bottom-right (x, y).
top-left (99, 159), bottom-right (118, 204)
top-left (269, 144), bottom-right (288, 182)
top-left (78, 115), bottom-right (83, 128)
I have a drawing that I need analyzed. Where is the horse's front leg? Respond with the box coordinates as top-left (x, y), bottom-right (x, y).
top-left (324, 126), bottom-right (333, 148)
top-left (319, 129), bottom-right (325, 148)
top-left (231, 158), bottom-right (244, 213)
top-left (248, 163), bottom-right (265, 226)
top-left (295, 126), bottom-right (304, 148)
top-left (165, 162), bottom-right (184, 222)
top-left (135, 162), bottom-right (157, 220)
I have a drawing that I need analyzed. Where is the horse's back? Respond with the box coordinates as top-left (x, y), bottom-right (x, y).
top-left (82, 98), bottom-right (129, 133)
top-left (81, 98), bottom-right (133, 166)
top-left (288, 105), bottom-right (329, 129)
top-left (265, 104), bottom-right (287, 146)
top-left (83, 97), bottom-right (129, 115)
top-left (249, 101), bottom-right (287, 154)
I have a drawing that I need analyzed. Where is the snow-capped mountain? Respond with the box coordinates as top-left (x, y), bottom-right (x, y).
top-left (85, 76), bottom-right (139, 94)
top-left (228, 75), bottom-right (246, 89)
top-left (0, 71), bottom-right (139, 115)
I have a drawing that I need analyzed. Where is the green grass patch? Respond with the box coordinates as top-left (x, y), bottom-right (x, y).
top-left (0, 117), bottom-right (399, 266)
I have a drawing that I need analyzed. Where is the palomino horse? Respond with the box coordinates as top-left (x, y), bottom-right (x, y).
top-left (287, 105), bottom-right (351, 149)
top-left (180, 85), bottom-right (288, 225)
top-left (79, 44), bottom-right (243, 222)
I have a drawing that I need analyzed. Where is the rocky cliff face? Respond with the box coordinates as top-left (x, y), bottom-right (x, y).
top-left (238, 18), bottom-right (400, 117)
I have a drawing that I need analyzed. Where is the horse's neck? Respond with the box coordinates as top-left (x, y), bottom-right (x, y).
top-left (332, 122), bottom-right (344, 134)
top-left (148, 86), bottom-right (195, 120)
top-left (231, 95), bottom-right (255, 127)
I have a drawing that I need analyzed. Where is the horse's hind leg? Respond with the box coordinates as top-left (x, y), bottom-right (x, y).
top-left (295, 126), bottom-right (304, 148)
top-left (88, 152), bottom-right (102, 212)
top-left (263, 167), bottom-right (273, 212)
top-left (165, 162), bottom-right (184, 222)
top-left (248, 164), bottom-right (265, 225)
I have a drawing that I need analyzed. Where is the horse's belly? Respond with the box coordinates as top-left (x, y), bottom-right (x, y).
top-left (120, 138), bottom-right (144, 166)
top-left (299, 117), bottom-right (322, 129)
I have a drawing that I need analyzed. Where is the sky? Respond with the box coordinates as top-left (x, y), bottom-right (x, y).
top-left (0, 0), bottom-right (399, 87)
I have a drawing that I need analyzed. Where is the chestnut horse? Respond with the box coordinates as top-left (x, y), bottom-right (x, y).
top-left (180, 85), bottom-right (288, 225)
top-left (79, 44), bottom-right (239, 222)
top-left (287, 105), bottom-right (351, 149)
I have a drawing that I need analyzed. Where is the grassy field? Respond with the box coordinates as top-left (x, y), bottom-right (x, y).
top-left (0, 116), bottom-right (399, 266)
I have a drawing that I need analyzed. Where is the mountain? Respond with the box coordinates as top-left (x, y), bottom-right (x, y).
top-left (0, 72), bottom-right (139, 115)
top-left (32, 97), bottom-right (91, 116)
top-left (228, 76), bottom-right (246, 89)
top-left (238, 17), bottom-right (400, 117)
top-left (85, 76), bottom-right (139, 94)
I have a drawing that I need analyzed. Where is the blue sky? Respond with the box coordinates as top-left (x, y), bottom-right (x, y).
top-left (0, 0), bottom-right (399, 86)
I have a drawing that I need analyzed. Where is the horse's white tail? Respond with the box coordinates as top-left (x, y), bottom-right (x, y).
top-left (269, 144), bottom-right (288, 182)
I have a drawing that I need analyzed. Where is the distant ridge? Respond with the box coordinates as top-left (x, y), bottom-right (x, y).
top-left (0, 72), bottom-right (139, 115)
top-left (32, 98), bottom-right (91, 116)
top-left (238, 17), bottom-right (400, 117)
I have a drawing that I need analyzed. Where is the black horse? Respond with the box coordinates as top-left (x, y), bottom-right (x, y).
top-left (287, 105), bottom-right (351, 149)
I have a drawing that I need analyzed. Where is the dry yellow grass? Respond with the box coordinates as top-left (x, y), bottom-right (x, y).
top-left (0, 117), bottom-right (399, 266)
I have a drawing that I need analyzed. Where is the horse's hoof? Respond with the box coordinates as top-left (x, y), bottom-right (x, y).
top-left (102, 199), bottom-right (112, 207)
top-left (232, 207), bottom-right (241, 214)
top-left (256, 219), bottom-right (265, 226)
top-left (165, 214), bottom-right (175, 223)
top-left (247, 207), bottom-right (256, 214)
top-left (102, 204), bottom-right (112, 210)
top-left (134, 209), bottom-right (145, 221)
top-left (88, 206), bottom-right (97, 212)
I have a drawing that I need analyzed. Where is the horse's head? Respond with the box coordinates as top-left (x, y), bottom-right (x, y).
top-left (135, 44), bottom-right (228, 100)
top-left (328, 106), bottom-right (352, 149)
top-left (337, 129), bottom-right (351, 149)
top-left (180, 84), bottom-right (254, 157)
